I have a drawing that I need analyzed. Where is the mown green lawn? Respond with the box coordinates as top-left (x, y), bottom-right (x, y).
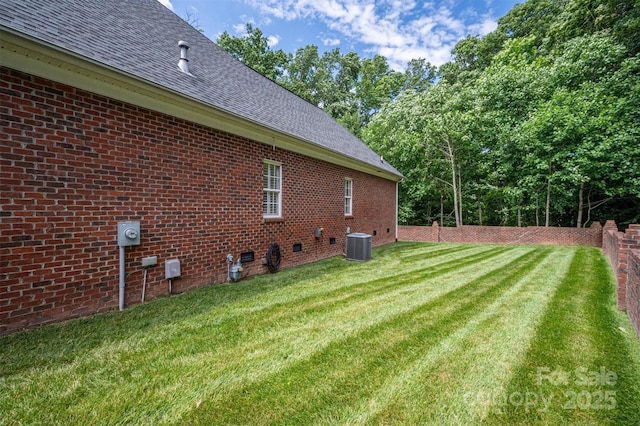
top-left (1, 243), bottom-right (639, 425)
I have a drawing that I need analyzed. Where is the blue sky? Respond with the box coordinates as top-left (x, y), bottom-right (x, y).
top-left (157, 0), bottom-right (520, 70)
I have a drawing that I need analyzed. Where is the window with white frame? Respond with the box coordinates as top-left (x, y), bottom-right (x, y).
top-left (344, 178), bottom-right (352, 216)
top-left (263, 161), bottom-right (282, 218)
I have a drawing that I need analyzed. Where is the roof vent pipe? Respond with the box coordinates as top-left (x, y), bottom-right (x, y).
top-left (178, 40), bottom-right (191, 74)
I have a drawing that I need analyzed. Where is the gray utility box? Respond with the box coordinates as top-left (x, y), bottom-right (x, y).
top-left (346, 233), bottom-right (372, 261)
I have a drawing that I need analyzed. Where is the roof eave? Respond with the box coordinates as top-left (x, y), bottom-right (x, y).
top-left (0, 27), bottom-right (403, 182)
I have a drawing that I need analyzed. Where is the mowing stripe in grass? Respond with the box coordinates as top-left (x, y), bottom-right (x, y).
top-left (118, 245), bottom-right (512, 356)
top-left (132, 244), bottom-right (495, 344)
top-left (0, 244), bottom-right (462, 377)
top-left (235, 245), bottom-right (515, 327)
top-left (483, 247), bottom-right (640, 425)
top-left (0, 245), bottom-right (479, 378)
top-left (218, 244), bottom-right (501, 320)
top-left (161, 246), bottom-right (519, 363)
top-left (0, 245), bottom-right (526, 424)
top-left (399, 242), bottom-right (481, 264)
top-left (358, 246), bottom-right (576, 425)
top-left (179, 247), bottom-right (552, 424)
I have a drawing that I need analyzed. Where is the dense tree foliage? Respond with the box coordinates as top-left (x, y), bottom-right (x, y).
top-left (217, 24), bottom-right (289, 81)
top-left (216, 26), bottom-right (435, 136)
top-left (215, 0), bottom-right (639, 227)
top-left (368, 0), bottom-right (639, 228)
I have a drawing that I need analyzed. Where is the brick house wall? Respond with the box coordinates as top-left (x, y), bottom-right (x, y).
top-left (398, 222), bottom-right (603, 246)
top-left (0, 67), bottom-right (397, 333)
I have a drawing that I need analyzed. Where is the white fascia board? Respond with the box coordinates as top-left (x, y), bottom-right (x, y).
top-left (1, 28), bottom-right (402, 182)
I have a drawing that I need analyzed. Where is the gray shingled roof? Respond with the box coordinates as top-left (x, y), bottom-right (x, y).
top-left (0, 0), bottom-right (402, 179)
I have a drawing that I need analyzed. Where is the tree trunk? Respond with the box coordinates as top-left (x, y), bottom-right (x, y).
top-left (517, 206), bottom-right (522, 227)
top-left (451, 161), bottom-right (460, 227)
top-left (545, 160), bottom-right (552, 227)
top-left (535, 193), bottom-right (540, 227)
top-left (585, 191), bottom-right (611, 228)
top-left (479, 202), bottom-right (483, 226)
top-left (440, 193), bottom-right (444, 225)
top-left (458, 165), bottom-right (463, 226)
top-left (445, 139), bottom-right (461, 227)
top-left (576, 182), bottom-right (584, 228)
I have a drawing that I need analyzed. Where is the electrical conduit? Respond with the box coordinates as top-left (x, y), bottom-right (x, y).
top-left (119, 245), bottom-right (125, 310)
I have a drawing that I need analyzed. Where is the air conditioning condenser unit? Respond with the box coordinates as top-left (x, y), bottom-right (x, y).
top-left (346, 233), bottom-right (371, 261)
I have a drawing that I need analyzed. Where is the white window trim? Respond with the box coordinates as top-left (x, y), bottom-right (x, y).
top-left (345, 178), bottom-right (353, 216)
top-left (263, 160), bottom-right (282, 218)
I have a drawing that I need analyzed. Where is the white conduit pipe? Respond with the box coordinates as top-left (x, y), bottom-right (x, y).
top-left (119, 246), bottom-right (125, 311)
top-left (141, 268), bottom-right (148, 303)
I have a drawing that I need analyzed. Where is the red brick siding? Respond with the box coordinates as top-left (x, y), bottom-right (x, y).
top-left (398, 222), bottom-right (602, 246)
top-left (0, 67), bottom-right (397, 333)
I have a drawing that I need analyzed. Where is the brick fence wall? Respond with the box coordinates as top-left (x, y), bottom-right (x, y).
top-left (1, 67), bottom-right (397, 334)
top-left (602, 221), bottom-right (640, 339)
top-left (396, 223), bottom-right (440, 243)
top-left (628, 250), bottom-right (640, 339)
top-left (398, 221), bottom-right (603, 246)
top-left (399, 220), bottom-right (640, 339)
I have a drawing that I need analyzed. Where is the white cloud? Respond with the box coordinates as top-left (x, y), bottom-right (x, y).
top-left (233, 23), bottom-right (247, 33)
top-left (323, 38), bottom-right (341, 46)
top-left (267, 34), bottom-right (281, 47)
top-left (157, 0), bottom-right (173, 10)
top-left (467, 15), bottom-right (498, 36)
top-left (244, 0), bottom-right (502, 69)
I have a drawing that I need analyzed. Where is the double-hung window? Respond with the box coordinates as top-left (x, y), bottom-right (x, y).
top-left (344, 178), bottom-right (353, 216)
top-left (263, 161), bottom-right (282, 218)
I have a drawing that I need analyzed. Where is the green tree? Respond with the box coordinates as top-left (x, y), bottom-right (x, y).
top-left (517, 34), bottom-right (639, 227)
top-left (402, 58), bottom-right (437, 92)
top-left (217, 24), bottom-right (289, 81)
top-left (547, 0), bottom-right (640, 55)
top-left (364, 82), bottom-right (476, 227)
top-left (363, 90), bottom-right (434, 225)
top-left (472, 36), bottom-right (554, 226)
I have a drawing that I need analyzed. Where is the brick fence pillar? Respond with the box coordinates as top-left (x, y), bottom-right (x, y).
top-left (603, 220), bottom-right (618, 251)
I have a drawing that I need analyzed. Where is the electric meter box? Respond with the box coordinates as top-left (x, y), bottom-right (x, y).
top-left (118, 221), bottom-right (140, 246)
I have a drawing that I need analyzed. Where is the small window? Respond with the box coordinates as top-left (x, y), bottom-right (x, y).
top-left (292, 243), bottom-right (302, 252)
top-left (263, 161), bottom-right (281, 218)
top-left (344, 178), bottom-right (352, 216)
